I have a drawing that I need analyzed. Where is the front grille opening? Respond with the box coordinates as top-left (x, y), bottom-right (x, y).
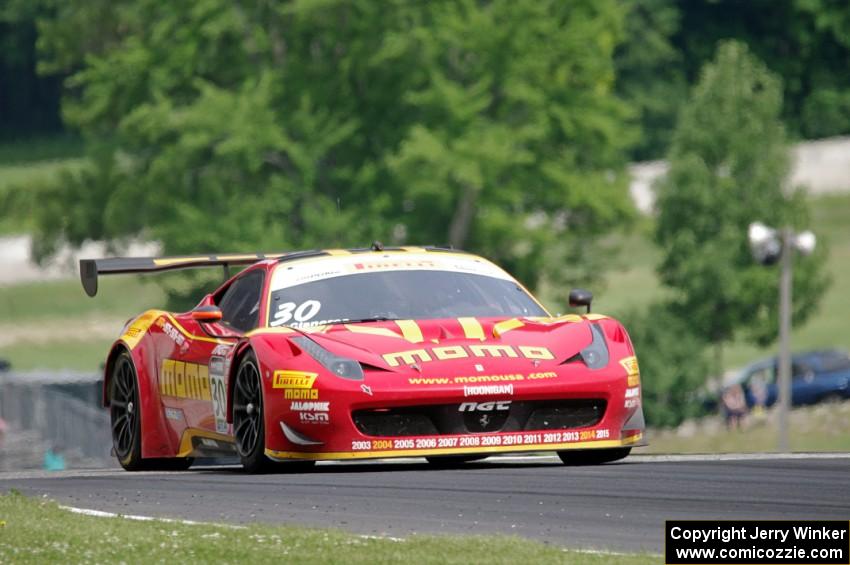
top-left (525, 400), bottom-right (606, 430)
top-left (353, 408), bottom-right (439, 437)
top-left (352, 399), bottom-right (606, 437)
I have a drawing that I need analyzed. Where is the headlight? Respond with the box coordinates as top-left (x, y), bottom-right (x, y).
top-left (579, 324), bottom-right (609, 370)
top-left (292, 336), bottom-right (364, 381)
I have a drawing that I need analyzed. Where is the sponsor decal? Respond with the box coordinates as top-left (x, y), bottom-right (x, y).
top-left (273, 370), bottom-right (319, 400)
top-left (285, 389), bottom-right (319, 400)
top-left (383, 344), bottom-right (555, 367)
top-left (272, 371), bottom-right (318, 389)
top-left (290, 401), bottom-right (329, 412)
top-left (408, 371), bottom-right (556, 386)
top-left (458, 401), bottom-right (511, 412)
top-left (475, 364), bottom-right (484, 372)
top-left (625, 398), bottom-right (639, 408)
top-left (160, 359), bottom-right (211, 401)
top-left (619, 356), bottom-right (640, 386)
top-left (350, 428), bottom-right (617, 451)
top-left (463, 384), bottom-right (513, 397)
top-left (162, 321), bottom-right (187, 347)
top-left (211, 344), bottom-right (232, 356)
top-left (165, 407), bottom-right (184, 421)
top-left (360, 384), bottom-right (373, 396)
top-left (354, 260), bottom-right (437, 271)
top-left (299, 412), bottom-right (330, 424)
top-left (625, 387), bottom-right (640, 398)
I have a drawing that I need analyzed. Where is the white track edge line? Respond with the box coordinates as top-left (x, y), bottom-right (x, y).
top-left (57, 504), bottom-right (648, 555)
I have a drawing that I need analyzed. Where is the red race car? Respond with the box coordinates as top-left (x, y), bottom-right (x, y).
top-left (80, 245), bottom-right (645, 472)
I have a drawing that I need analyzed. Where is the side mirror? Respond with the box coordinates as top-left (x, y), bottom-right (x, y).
top-left (191, 305), bottom-right (223, 323)
top-left (569, 288), bottom-right (593, 314)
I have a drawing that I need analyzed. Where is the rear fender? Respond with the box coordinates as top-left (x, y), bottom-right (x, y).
top-left (103, 334), bottom-right (175, 459)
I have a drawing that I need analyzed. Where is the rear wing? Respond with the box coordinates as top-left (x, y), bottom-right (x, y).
top-left (79, 253), bottom-right (287, 297)
top-left (80, 244), bottom-right (462, 297)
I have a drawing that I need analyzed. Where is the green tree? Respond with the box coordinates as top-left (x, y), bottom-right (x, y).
top-left (384, 0), bottom-right (635, 289)
top-left (655, 41), bottom-right (829, 373)
top-left (614, 0), bottom-right (687, 161)
top-left (620, 304), bottom-right (709, 427)
top-left (17, 0), bottom-right (635, 306)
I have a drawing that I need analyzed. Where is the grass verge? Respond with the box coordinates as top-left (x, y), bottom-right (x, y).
top-left (0, 492), bottom-right (655, 564)
top-left (0, 276), bottom-right (164, 324)
top-left (0, 340), bottom-right (113, 371)
top-left (641, 399), bottom-right (850, 453)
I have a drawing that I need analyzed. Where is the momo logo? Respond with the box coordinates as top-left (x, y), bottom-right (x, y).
top-left (383, 344), bottom-right (554, 367)
top-left (458, 401), bottom-right (511, 412)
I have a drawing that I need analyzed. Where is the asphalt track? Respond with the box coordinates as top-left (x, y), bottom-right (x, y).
top-left (1, 454), bottom-right (849, 553)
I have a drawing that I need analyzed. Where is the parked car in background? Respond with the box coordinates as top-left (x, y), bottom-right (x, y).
top-left (732, 350), bottom-right (850, 408)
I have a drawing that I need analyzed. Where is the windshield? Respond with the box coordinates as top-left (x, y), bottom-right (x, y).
top-left (267, 269), bottom-right (546, 328)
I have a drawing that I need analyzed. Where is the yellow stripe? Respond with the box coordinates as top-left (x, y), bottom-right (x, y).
top-left (120, 310), bottom-right (166, 350)
top-left (176, 428), bottom-right (235, 458)
top-left (325, 249), bottom-right (352, 256)
top-left (153, 257), bottom-right (210, 266)
top-left (458, 317), bottom-right (485, 340)
top-left (395, 320), bottom-right (424, 343)
top-left (164, 314), bottom-right (231, 345)
top-left (345, 325), bottom-right (403, 338)
top-left (492, 318), bottom-right (524, 338)
top-left (266, 434), bottom-right (643, 461)
top-left (215, 254), bottom-right (261, 261)
top-left (583, 313), bottom-right (610, 321)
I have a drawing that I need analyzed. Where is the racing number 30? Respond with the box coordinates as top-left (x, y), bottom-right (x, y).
top-left (272, 300), bottom-right (321, 326)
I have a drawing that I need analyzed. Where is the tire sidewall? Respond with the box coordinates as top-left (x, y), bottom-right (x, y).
top-left (234, 351), bottom-right (271, 473)
top-left (112, 351), bottom-right (143, 470)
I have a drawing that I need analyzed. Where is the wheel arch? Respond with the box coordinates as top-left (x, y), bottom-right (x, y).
top-left (226, 340), bottom-right (255, 424)
top-left (103, 342), bottom-right (131, 408)
top-left (104, 338), bottom-right (173, 459)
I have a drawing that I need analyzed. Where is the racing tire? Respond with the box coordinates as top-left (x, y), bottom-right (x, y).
top-left (233, 351), bottom-right (274, 473)
top-left (110, 351), bottom-right (146, 471)
top-left (425, 455), bottom-right (488, 467)
top-left (557, 447), bottom-right (631, 466)
top-left (110, 352), bottom-right (195, 471)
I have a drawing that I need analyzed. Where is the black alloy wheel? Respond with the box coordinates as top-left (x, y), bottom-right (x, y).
top-left (111, 351), bottom-right (193, 471)
top-left (233, 352), bottom-right (272, 472)
top-left (111, 352), bottom-right (143, 470)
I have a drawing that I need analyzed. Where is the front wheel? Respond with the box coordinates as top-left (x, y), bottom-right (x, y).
top-left (233, 351), bottom-right (273, 473)
top-left (557, 447), bottom-right (631, 466)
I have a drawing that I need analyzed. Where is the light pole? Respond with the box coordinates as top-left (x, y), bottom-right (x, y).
top-left (747, 222), bottom-right (816, 452)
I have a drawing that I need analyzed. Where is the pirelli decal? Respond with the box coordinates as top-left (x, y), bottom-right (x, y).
top-left (273, 371), bottom-right (320, 400)
top-left (160, 359), bottom-right (211, 400)
top-left (383, 344), bottom-right (554, 367)
top-left (619, 356), bottom-right (640, 386)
